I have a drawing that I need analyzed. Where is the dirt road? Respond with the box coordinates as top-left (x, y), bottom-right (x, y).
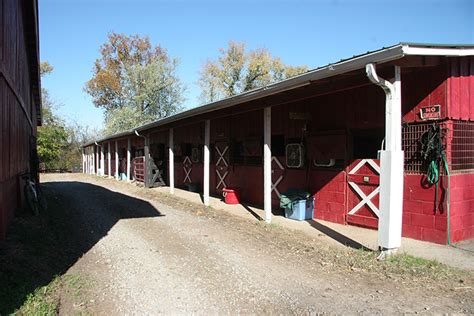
top-left (35, 174), bottom-right (473, 314)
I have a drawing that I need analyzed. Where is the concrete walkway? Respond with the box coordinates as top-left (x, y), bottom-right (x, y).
top-left (154, 186), bottom-right (474, 271)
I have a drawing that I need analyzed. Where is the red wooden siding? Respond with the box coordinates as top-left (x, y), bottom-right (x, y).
top-left (402, 64), bottom-right (448, 123)
top-left (0, 0), bottom-right (39, 240)
top-left (448, 57), bottom-right (474, 120)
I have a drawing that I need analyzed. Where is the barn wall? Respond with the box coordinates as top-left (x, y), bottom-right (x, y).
top-left (402, 64), bottom-right (448, 123)
top-left (0, 0), bottom-right (38, 240)
top-left (444, 57), bottom-right (474, 243)
top-left (447, 57), bottom-right (474, 120)
top-left (450, 174), bottom-right (474, 243)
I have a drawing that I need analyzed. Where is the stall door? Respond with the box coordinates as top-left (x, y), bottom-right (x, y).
top-left (346, 159), bottom-right (380, 229)
top-left (214, 141), bottom-right (229, 191)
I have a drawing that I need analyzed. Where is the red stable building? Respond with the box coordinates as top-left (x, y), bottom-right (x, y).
top-left (83, 43), bottom-right (474, 248)
top-left (0, 0), bottom-right (42, 240)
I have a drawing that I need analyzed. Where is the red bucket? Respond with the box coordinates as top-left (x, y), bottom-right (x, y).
top-left (222, 188), bottom-right (240, 204)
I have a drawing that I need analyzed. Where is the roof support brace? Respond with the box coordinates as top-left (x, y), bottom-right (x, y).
top-left (366, 64), bottom-right (404, 257)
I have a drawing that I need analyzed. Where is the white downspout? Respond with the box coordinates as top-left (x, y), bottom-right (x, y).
top-left (366, 64), bottom-right (404, 258)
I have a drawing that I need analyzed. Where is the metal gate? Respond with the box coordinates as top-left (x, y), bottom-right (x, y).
top-left (346, 159), bottom-right (380, 229)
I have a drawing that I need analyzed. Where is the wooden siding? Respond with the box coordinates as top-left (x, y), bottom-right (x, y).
top-left (0, 0), bottom-right (39, 240)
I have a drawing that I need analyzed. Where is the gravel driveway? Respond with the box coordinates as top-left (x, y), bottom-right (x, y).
top-left (40, 173), bottom-right (473, 314)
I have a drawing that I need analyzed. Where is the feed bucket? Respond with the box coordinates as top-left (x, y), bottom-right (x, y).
top-left (222, 188), bottom-right (240, 204)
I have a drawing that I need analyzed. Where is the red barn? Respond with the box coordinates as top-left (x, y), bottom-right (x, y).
top-left (0, 0), bottom-right (42, 240)
top-left (84, 43), bottom-right (474, 249)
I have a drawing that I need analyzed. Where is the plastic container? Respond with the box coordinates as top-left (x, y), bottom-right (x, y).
top-left (222, 188), bottom-right (240, 204)
top-left (284, 198), bottom-right (314, 221)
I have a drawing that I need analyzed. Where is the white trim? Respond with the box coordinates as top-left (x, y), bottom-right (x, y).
top-left (348, 159), bottom-right (381, 218)
top-left (349, 158), bottom-right (381, 175)
top-left (348, 182), bottom-right (380, 217)
top-left (271, 156), bottom-right (284, 198)
top-left (215, 144), bottom-right (229, 190)
top-left (403, 45), bottom-right (474, 57)
top-left (183, 156), bottom-right (192, 183)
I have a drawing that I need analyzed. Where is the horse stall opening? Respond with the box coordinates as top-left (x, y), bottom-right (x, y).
top-left (148, 129), bottom-right (168, 187)
top-left (172, 123), bottom-right (204, 191)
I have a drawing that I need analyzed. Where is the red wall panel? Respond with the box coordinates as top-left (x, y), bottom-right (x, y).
top-left (0, 0), bottom-right (38, 240)
top-left (448, 57), bottom-right (474, 120)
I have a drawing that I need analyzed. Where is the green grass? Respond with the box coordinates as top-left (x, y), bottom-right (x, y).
top-left (13, 274), bottom-right (87, 315)
top-left (14, 276), bottom-right (61, 316)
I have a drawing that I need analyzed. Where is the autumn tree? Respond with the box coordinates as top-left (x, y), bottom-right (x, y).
top-left (85, 32), bottom-right (184, 135)
top-left (198, 41), bottom-right (308, 103)
top-left (38, 62), bottom-right (98, 171)
top-left (37, 62), bottom-right (69, 170)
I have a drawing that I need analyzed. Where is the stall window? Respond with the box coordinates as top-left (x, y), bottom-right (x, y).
top-left (351, 129), bottom-right (384, 159)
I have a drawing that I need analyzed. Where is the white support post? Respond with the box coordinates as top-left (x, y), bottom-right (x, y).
top-left (203, 120), bottom-right (210, 206)
top-left (366, 64), bottom-right (404, 254)
top-left (100, 144), bottom-right (105, 176)
top-left (82, 148), bottom-right (85, 173)
top-left (264, 107), bottom-right (272, 223)
top-left (88, 149), bottom-right (91, 174)
top-left (126, 138), bottom-right (131, 181)
top-left (115, 140), bottom-right (119, 180)
top-left (107, 142), bottom-right (111, 177)
top-left (169, 128), bottom-right (174, 194)
top-left (91, 149), bottom-right (94, 174)
top-left (95, 145), bottom-right (99, 175)
top-left (87, 148), bottom-right (91, 174)
top-left (84, 149), bottom-right (87, 174)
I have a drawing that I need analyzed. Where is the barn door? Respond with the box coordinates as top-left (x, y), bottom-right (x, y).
top-left (214, 141), bottom-right (229, 191)
top-left (346, 159), bottom-right (380, 229)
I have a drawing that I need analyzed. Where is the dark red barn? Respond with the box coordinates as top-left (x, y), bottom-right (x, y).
top-left (84, 43), bottom-right (474, 248)
top-left (0, 0), bottom-right (42, 240)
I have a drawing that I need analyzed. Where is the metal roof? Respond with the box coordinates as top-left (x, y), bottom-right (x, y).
top-left (83, 42), bottom-right (474, 147)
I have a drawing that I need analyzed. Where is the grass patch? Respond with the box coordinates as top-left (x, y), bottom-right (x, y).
top-left (0, 184), bottom-right (92, 314)
top-left (13, 274), bottom-right (88, 315)
top-left (330, 247), bottom-right (470, 285)
top-left (14, 276), bottom-right (61, 315)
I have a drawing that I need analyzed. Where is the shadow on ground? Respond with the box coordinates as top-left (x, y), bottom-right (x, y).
top-left (0, 181), bottom-right (163, 314)
top-left (308, 220), bottom-right (370, 250)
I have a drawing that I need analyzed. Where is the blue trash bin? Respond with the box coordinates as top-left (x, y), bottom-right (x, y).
top-left (285, 198), bottom-right (314, 221)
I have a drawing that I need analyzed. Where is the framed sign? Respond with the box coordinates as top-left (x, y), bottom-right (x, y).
top-left (420, 105), bottom-right (440, 120)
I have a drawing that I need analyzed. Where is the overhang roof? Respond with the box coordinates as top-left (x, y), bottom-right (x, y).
top-left (83, 42), bottom-right (474, 147)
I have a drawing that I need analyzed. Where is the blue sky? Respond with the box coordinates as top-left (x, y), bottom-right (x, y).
top-left (39, 0), bottom-right (473, 130)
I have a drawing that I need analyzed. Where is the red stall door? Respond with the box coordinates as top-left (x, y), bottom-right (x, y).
top-left (214, 141), bottom-right (230, 191)
top-left (346, 159), bottom-right (380, 229)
